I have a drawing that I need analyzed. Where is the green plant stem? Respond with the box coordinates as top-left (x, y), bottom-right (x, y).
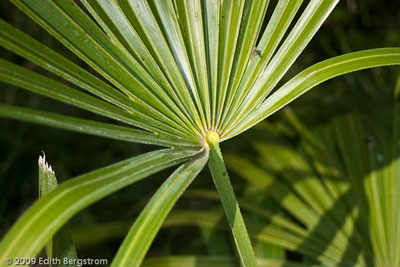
top-left (206, 131), bottom-right (258, 267)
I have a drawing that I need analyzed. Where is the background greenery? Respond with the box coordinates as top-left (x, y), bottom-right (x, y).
top-left (1, 0), bottom-right (399, 264)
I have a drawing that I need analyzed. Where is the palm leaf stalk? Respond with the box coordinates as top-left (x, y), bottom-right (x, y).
top-left (222, 106), bottom-right (400, 266)
top-left (0, 0), bottom-right (399, 266)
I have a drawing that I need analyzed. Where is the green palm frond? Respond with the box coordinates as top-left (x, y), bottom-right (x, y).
top-left (0, 148), bottom-right (200, 260)
top-left (1, 0), bottom-right (399, 266)
top-left (227, 106), bottom-right (400, 266)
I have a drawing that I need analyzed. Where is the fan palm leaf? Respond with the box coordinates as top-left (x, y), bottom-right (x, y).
top-left (0, 0), bottom-right (399, 266)
top-left (225, 106), bottom-right (400, 266)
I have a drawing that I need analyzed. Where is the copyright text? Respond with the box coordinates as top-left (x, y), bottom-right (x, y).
top-left (5, 257), bottom-right (108, 266)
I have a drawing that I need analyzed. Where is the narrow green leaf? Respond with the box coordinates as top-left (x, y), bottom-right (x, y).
top-left (111, 150), bottom-right (208, 267)
top-left (206, 132), bottom-right (257, 267)
top-left (0, 104), bottom-right (196, 147)
top-left (11, 0), bottom-right (199, 139)
top-left (0, 19), bottom-right (134, 114)
top-left (226, 108), bottom-right (400, 265)
top-left (69, 206), bottom-right (339, 264)
top-left (0, 17), bottom-right (198, 139)
top-left (215, 0), bottom-right (246, 125)
top-left (185, 189), bottom-right (308, 238)
top-left (224, 155), bottom-right (318, 228)
top-left (163, 210), bottom-right (342, 264)
top-left (79, 0), bottom-right (199, 136)
top-left (223, 0), bottom-right (339, 134)
top-left (203, 0), bottom-right (220, 129)
top-left (217, 0), bottom-right (270, 130)
top-left (253, 142), bottom-right (362, 261)
top-left (118, 0), bottom-right (205, 134)
top-left (0, 59), bottom-right (196, 144)
top-left (152, 0), bottom-right (208, 131)
top-left (39, 155), bottom-right (78, 267)
top-left (220, 0), bottom-right (303, 131)
top-left (0, 148), bottom-right (200, 263)
top-left (175, 0), bottom-right (211, 128)
top-left (284, 109), bottom-right (368, 255)
top-left (225, 48), bottom-right (400, 140)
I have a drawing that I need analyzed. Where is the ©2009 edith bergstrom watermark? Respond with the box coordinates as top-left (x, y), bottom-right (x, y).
top-left (5, 257), bottom-right (108, 266)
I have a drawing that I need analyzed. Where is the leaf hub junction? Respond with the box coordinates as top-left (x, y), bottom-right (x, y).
top-left (205, 130), bottom-right (220, 148)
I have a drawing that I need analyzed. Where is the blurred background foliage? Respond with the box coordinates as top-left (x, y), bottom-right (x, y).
top-left (1, 0), bottom-right (399, 264)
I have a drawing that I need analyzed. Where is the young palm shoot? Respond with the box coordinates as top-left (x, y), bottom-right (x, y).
top-left (38, 154), bottom-right (78, 267)
top-left (0, 0), bottom-right (399, 266)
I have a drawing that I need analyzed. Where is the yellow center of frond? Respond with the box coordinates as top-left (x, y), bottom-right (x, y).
top-left (205, 130), bottom-right (220, 146)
